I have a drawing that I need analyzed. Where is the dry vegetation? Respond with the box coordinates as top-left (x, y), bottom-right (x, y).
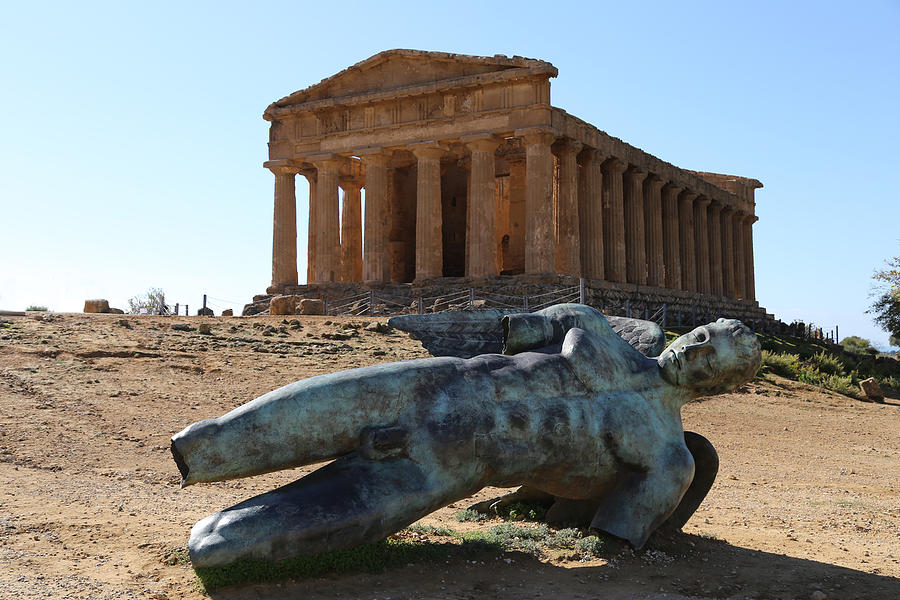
top-left (0, 313), bottom-right (898, 599)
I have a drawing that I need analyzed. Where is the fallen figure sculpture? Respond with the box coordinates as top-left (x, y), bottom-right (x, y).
top-left (170, 303), bottom-right (761, 568)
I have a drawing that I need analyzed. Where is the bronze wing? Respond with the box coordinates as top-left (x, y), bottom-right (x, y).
top-left (388, 306), bottom-right (666, 358)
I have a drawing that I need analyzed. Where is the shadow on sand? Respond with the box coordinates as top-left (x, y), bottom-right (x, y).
top-left (201, 531), bottom-right (898, 600)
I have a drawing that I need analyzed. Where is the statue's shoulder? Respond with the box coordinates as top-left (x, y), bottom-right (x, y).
top-left (560, 326), bottom-right (655, 392)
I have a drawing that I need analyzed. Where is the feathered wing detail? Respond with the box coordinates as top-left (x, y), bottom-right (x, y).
top-left (389, 305), bottom-right (666, 358)
top-left (604, 315), bottom-right (667, 357)
top-left (388, 309), bottom-right (510, 358)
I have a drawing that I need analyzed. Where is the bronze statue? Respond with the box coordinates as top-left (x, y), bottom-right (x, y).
top-left (171, 304), bottom-right (760, 568)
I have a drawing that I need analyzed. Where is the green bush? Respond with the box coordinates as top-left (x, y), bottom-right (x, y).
top-left (760, 351), bottom-right (801, 378)
top-left (821, 374), bottom-right (859, 398)
top-left (25, 305), bottom-right (48, 311)
top-left (798, 365), bottom-right (825, 386)
top-left (809, 350), bottom-right (845, 375)
top-left (880, 376), bottom-right (900, 392)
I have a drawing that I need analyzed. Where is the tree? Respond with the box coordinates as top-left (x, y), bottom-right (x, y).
top-left (840, 335), bottom-right (876, 356)
top-left (869, 251), bottom-right (900, 342)
top-left (128, 288), bottom-right (169, 315)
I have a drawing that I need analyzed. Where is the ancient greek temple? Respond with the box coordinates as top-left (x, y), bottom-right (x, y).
top-left (262, 49), bottom-right (761, 306)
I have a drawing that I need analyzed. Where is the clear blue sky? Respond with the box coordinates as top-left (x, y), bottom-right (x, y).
top-left (2, 1), bottom-right (898, 348)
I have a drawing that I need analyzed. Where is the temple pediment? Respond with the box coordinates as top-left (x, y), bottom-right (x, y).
top-left (268, 49), bottom-right (556, 112)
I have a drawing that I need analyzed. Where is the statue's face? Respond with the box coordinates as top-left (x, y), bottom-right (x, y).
top-left (658, 322), bottom-right (751, 393)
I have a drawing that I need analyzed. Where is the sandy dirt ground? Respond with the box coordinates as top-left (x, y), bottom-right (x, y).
top-left (0, 313), bottom-right (897, 600)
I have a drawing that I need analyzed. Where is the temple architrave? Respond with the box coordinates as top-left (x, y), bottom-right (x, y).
top-left (257, 50), bottom-right (765, 317)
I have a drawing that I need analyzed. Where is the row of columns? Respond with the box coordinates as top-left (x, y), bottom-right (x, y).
top-left (268, 129), bottom-right (757, 301)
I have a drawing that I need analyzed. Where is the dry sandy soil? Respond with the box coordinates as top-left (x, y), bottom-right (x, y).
top-left (0, 313), bottom-right (897, 600)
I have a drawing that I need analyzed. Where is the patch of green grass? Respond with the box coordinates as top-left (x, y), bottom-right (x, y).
top-left (454, 509), bottom-right (487, 522)
top-left (405, 523), bottom-right (456, 537)
top-left (163, 546), bottom-right (191, 566)
top-left (25, 305), bottom-right (48, 311)
top-left (194, 537), bottom-right (454, 591)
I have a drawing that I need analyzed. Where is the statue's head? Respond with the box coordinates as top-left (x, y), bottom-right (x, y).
top-left (658, 319), bottom-right (761, 397)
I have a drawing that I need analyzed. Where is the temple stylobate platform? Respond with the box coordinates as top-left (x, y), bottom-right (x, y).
top-left (255, 49), bottom-right (766, 318)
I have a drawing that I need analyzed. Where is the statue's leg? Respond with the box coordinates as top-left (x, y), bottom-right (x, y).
top-left (660, 431), bottom-right (719, 531)
top-left (467, 485), bottom-right (555, 514)
top-left (187, 453), bottom-right (456, 568)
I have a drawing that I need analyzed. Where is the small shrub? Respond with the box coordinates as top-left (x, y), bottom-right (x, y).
top-left (548, 528), bottom-right (581, 549)
top-left (487, 523), bottom-right (550, 542)
top-left (821, 374), bottom-right (859, 398)
top-left (760, 351), bottom-right (800, 378)
top-left (798, 365), bottom-right (824, 386)
top-left (454, 509), bottom-right (487, 523)
top-left (808, 350), bottom-right (845, 376)
top-left (879, 375), bottom-right (900, 392)
top-left (574, 535), bottom-right (607, 557)
top-left (25, 305), bottom-right (48, 311)
top-left (496, 501), bottom-right (547, 522)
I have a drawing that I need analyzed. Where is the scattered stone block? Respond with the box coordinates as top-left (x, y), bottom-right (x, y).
top-left (270, 295), bottom-right (300, 316)
top-left (299, 299), bottom-right (325, 315)
top-left (431, 298), bottom-right (449, 312)
top-left (198, 323), bottom-right (212, 335)
top-left (197, 307), bottom-right (214, 316)
top-left (109, 308), bottom-right (125, 314)
top-left (172, 323), bottom-right (194, 332)
top-left (364, 321), bottom-right (392, 334)
top-left (221, 309), bottom-right (234, 317)
top-left (859, 377), bottom-right (884, 402)
top-left (84, 299), bottom-right (110, 313)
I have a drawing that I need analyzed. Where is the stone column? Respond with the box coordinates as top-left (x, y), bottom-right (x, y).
top-left (519, 128), bottom-right (556, 273)
top-left (411, 142), bottom-right (445, 280)
top-left (269, 164), bottom-right (300, 289)
top-left (360, 151), bottom-right (391, 282)
top-left (661, 183), bottom-right (683, 289)
top-left (743, 214), bottom-right (758, 301)
top-left (301, 170), bottom-right (317, 284)
top-left (507, 159), bottom-right (527, 273)
top-left (554, 139), bottom-right (582, 275)
top-left (601, 157), bottom-right (627, 282)
top-left (578, 148), bottom-right (604, 280)
top-left (311, 156), bottom-right (342, 283)
top-left (733, 211), bottom-right (746, 299)
top-left (678, 191), bottom-right (698, 292)
top-left (624, 166), bottom-right (648, 285)
top-left (339, 178), bottom-right (363, 282)
top-left (693, 196), bottom-right (711, 294)
top-left (463, 134), bottom-right (501, 278)
top-left (643, 175), bottom-right (665, 288)
top-left (721, 206), bottom-right (735, 298)
top-left (708, 201), bottom-right (723, 297)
